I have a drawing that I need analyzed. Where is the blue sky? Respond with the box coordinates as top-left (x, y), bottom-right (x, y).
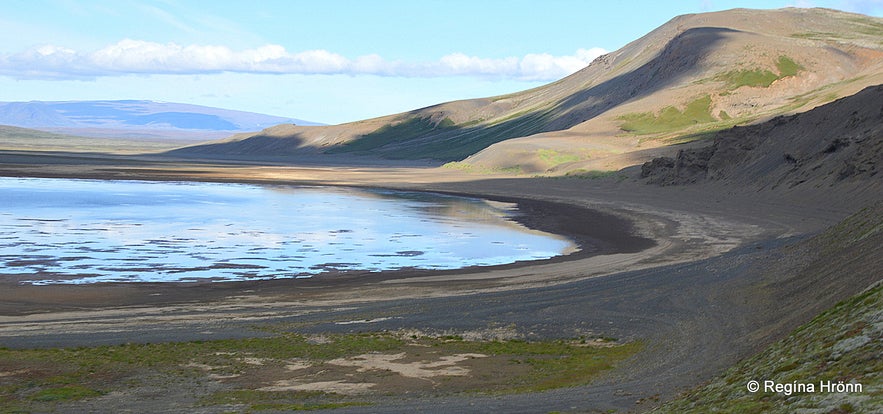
top-left (1, 0), bottom-right (882, 124)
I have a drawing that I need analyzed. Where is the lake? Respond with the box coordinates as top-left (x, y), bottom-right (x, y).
top-left (0, 177), bottom-right (575, 284)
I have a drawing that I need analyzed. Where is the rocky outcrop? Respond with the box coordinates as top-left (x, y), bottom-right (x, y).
top-left (641, 84), bottom-right (883, 187)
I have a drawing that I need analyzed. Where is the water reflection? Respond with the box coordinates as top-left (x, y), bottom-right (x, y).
top-left (0, 177), bottom-right (574, 284)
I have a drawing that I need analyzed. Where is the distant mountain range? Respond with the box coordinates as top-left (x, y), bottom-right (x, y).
top-left (0, 100), bottom-right (321, 140)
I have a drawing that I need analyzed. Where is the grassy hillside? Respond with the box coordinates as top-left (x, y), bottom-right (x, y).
top-left (654, 204), bottom-right (883, 413)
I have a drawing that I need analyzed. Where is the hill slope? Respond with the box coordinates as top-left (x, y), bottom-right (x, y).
top-left (653, 203), bottom-right (883, 413)
top-left (640, 83), bottom-right (882, 187)
top-left (171, 8), bottom-right (883, 172)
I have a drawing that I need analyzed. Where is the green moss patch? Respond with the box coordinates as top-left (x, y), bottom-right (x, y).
top-left (776, 56), bottom-right (802, 77)
top-left (29, 385), bottom-right (102, 402)
top-left (0, 331), bottom-right (641, 412)
top-left (618, 95), bottom-right (716, 135)
top-left (442, 161), bottom-right (525, 175)
top-left (654, 284), bottom-right (883, 413)
top-left (537, 149), bottom-right (581, 166)
top-left (717, 55), bottom-right (803, 90)
top-left (720, 68), bottom-right (780, 89)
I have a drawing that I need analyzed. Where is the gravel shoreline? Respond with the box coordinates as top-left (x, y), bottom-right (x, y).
top-left (1, 151), bottom-right (879, 412)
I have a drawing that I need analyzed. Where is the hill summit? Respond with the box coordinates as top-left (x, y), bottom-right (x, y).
top-left (171, 8), bottom-right (883, 174)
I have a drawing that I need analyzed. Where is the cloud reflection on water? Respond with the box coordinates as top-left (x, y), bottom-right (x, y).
top-left (0, 177), bottom-right (574, 284)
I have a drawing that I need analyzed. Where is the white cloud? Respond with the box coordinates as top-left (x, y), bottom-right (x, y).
top-left (0, 40), bottom-right (607, 81)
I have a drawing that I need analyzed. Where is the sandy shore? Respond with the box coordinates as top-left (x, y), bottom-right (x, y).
top-left (1, 150), bottom-right (879, 412)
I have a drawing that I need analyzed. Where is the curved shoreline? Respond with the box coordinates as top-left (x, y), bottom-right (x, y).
top-left (1, 177), bottom-right (635, 286)
top-left (0, 154), bottom-right (683, 304)
top-left (0, 177), bottom-right (666, 314)
top-left (5, 152), bottom-right (877, 413)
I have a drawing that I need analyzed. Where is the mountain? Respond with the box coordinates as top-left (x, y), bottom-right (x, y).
top-left (170, 8), bottom-right (883, 173)
top-left (0, 100), bottom-right (321, 141)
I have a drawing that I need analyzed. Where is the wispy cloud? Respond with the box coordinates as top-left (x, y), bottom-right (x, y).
top-left (0, 40), bottom-right (607, 81)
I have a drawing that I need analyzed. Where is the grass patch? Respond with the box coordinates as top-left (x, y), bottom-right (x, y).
top-left (563, 169), bottom-right (622, 180)
top-left (776, 55), bottom-right (802, 77)
top-left (420, 337), bottom-right (644, 393)
top-left (537, 149), bottom-right (580, 166)
top-left (618, 95), bottom-right (716, 135)
top-left (442, 161), bottom-right (525, 175)
top-left (29, 385), bottom-right (102, 402)
top-left (720, 68), bottom-right (780, 89)
top-left (846, 16), bottom-right (883, 37)
top-left (717, 55), bottom-right (802, 90)
top-left (0, 331), bottom-right (641, 411)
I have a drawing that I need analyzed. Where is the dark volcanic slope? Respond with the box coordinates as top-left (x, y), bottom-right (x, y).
top-left (641, 84), bottom-right (883, 187)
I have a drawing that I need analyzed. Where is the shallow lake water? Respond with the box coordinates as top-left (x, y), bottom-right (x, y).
top-left (0, 177), bottom-right (575, 284)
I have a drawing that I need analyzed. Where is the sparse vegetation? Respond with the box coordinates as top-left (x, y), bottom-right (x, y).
top-left (847, 16), bottom-right (883, 37)
top-left (0, 331), bottom-right (641, 412)
top-left (618, 55), bottom-right (804, 137)
top-left (776, 55), bottom-right (802, 77)
top-left (618, 95), bottom-right (716, 135)
top-left (29, 385), bottom-right (102, 402)
top-left (443, 161), bottom-right (525, 175)
top-left (327, 116), bottom-right (456, 153)
top-left (563, 169), bottom-right (623, 180)
top-left (717, 55), bottom-right (803, 90)
top-left (653, 283), bottom-right (883, 413)
top-left (720, 68), bottom-right (780, 89)
top-left (537, 149), bottom-right (581, 166)
top-left (412, 111), bottom-right (553, 161)
top-left (328, 109), bottom-right (556, 162)
top-left (653, 205), bottom-right (883, 413)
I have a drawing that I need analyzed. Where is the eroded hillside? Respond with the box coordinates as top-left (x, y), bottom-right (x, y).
top-left (641, 83), bottom-right (882, 187)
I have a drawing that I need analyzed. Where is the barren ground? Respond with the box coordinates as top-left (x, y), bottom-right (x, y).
top-left (0, 151), bottom-right (879, 412)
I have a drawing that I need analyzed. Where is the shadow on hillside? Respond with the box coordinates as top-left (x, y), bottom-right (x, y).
top-left (169, 28), bottom-right (739, 162)
top-left (333, 27), bottom-right (739, 161)
top-left (163, 133), bottom-right (307, 159)
top-left (547, 27), bottom-right (739, 129)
